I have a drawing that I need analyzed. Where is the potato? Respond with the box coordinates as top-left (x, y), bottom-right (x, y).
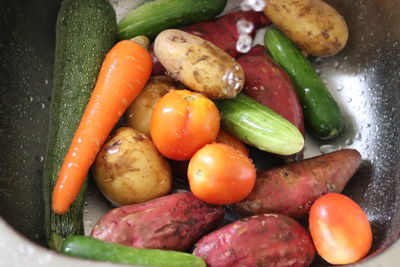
top-left (193, 214), bottom-right (315, 267)
top-left (264, 0), bottom-right (349, 56)
top-left (91, 192), bottom-right (224, 251)
top-left (93, 127), bottom-right (172, 206)
top-left (154, 29), bottom-right (244, 99)
top-left (124, 76), bottom-right (180, 137)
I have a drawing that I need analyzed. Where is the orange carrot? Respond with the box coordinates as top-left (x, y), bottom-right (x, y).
top-left (52, 40), bottom-right (152, 214)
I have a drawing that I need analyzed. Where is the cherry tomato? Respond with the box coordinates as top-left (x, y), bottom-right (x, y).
top-left (150, 89), bottom-right (220, 160)
top-left (187, 143), bottom-right (256, 205)
top-left (309, 193), bottom-right (372, 265)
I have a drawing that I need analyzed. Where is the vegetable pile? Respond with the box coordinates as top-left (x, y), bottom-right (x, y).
top-left (43, 0), bottom-right (373, 266)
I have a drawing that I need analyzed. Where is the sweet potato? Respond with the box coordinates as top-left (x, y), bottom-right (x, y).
top-left (193, 214), bottom-right (315, 267)
top-left (91, 192), bottom-right (224, 251)
top-left (184, 10), bottom-right (270, 58)
top-left (151, 10), bottom-right (271, 75)
top-left (234, 149), bottom-right (362, 218)
top-left (237, 45), bottom-right (305, 135)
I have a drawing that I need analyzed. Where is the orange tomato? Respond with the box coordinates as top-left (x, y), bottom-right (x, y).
top-left (150, 89), bottom-right (220, 160)
top-left (216, 129), bottom-right (249, 156)
top-left (309, 193), bottom-right (372, 265)
top-left (188, 143), bottom-right (256, 205)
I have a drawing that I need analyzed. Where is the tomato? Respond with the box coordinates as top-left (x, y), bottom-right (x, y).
top-left (187, 143), bottom-right (256, 205)
top-left (309, 193), bottom-right (372, 265)
top-left (150, 89), bottom-right (220, 160)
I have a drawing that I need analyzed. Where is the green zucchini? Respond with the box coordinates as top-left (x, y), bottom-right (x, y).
top-left (215, 93), bottom-right (304, 155)
top-left (61, 236), bottom-right (206, 267)
top-left (264, 27), bottom-right (343, 140)
top-left (117, 0), bottom-right (227, 40)
top-left (43, 0), bottom-right (116, 249)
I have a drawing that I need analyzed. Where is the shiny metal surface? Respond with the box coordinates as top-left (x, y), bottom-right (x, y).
top-left (0, 0), bottom-right (399, 266)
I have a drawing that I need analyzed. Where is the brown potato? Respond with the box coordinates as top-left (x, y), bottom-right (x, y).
top-left (264, 0), bottom-right (349, 56)
top-left (154, 29), bottom-right (244, 99)
top-left (124, 76), bottom-right (180, 137)
top-left (93, 127), bottom-right (172, 206)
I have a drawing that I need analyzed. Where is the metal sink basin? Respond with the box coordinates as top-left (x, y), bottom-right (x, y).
top-left (0, 0), bottom-right (399, 266)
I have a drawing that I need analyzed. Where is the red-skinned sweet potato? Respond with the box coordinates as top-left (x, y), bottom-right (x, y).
top-left (237, 45), bottom-right (305, 136)
top-left (91, 192), bottom-right (224, 251)
top-left (184, 10), bottom-right (270, 58)
top-left (193, 214), bottom-right (315, 267)
top-left (234, 149), bottom-right (362, 218)
top-left (151, 11), bottom-right (271, 75)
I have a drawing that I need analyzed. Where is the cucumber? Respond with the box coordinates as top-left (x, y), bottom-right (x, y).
top-left (61, 236), bottom-right (206, 267)
top-left (117, 0), bottom-right (227, 40)
top-left (43, 0), bottom-right (116, 249)
top-left (264, 27), bottom-right (343, 140)
top-left (215, 93), bottom-right (304, 155)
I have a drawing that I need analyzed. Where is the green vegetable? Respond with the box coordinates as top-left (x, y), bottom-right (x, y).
top-left (43, 0), bottom-right (116, 249)
top-left (265, 27), bottom-right (343, 140)
top-left (61, 236), bottom-right (206, 267)
top-left (215, 93), bottom-right (304, 155)
top-left (117, 0), bottom-right (227, 40)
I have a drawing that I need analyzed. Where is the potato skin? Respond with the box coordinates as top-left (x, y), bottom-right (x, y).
top-left (193, 214), bottom-right (315, 267)
top-left (234, 149), bottom-right (362, 218)
top-left (93, 127), bottom-right (172, 206)
top-left (154, 29), bottom-right (244, 99)
top-left (124, 76), bottom-right (180, 137)
top-left (91, 192), bottom-right (224, 251)
top-left (264, 0), bottom-right (349, 56)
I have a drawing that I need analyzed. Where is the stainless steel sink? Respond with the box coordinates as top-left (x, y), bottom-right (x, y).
top-left (0, 0), bottom-right (399, 266)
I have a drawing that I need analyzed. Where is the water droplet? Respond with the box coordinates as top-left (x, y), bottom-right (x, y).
top-left (347, 97), bottom-right (352, 103)
top-left (326, 182), bottom-right (336, 192)
top-left (28, 96), bottom-right (34, 102)
top-left (314, 57), bottom-right (324, 64)
top-left (35, 155), bottom-right (44, 162)
top-left (345, 139), bottom-right (353, 146)
top-left (319, 144), bottom-right (341, 154)
top-left (236, 19), bottom-right (254, 34)
top-left (44, 79), bottom-right (49, 85)
top-left (240, 0), bottom-right (266, 12)
top-left (355, 133), bottom-right (362, 140)
top-left (337, 85), bottom-right (344, 91)
top-left (236, 34), bottom-right (252, 53)
top-left (37, 102), bottom-right (45, 109)
top-left (107, 146), bottom-right (120, 154)
top-left (366, 123), bottom-right (371, 128)
top-left (334, 62), bottom-right (340, 69)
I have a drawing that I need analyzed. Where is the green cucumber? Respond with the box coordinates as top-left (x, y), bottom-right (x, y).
top-left (264, 27), bottom-right (343, 140)
top-left (117, 0), bottom-right (227, 40)
top-left (43, 0), bottom-right (116, 249)
top-left (215, 93), bottom-right (304, 155)
top-left (61, 236), bottom-right (206, 267)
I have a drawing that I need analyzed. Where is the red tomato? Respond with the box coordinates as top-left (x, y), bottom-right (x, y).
top-left (309, 193), bottom-right (372, 265)
top-left (187, 143), bottom-right (256, 205)
top-left (150, 89), bottom-right (220, 160)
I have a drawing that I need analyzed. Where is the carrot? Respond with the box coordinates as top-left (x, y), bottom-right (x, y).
top-left (52, 39), bottom-right (152, 214)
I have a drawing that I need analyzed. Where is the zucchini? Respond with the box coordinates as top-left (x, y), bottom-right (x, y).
top-left (264, 27), bottom-right (343, 140)
top-left (61, 236), bottom-right (206, 267)
top-left (43, 0), bottom-right (116, 249)
top-left (215, 93), bottom-right (304, 155)
top-left (117, 0), bottom-right (227, 40)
